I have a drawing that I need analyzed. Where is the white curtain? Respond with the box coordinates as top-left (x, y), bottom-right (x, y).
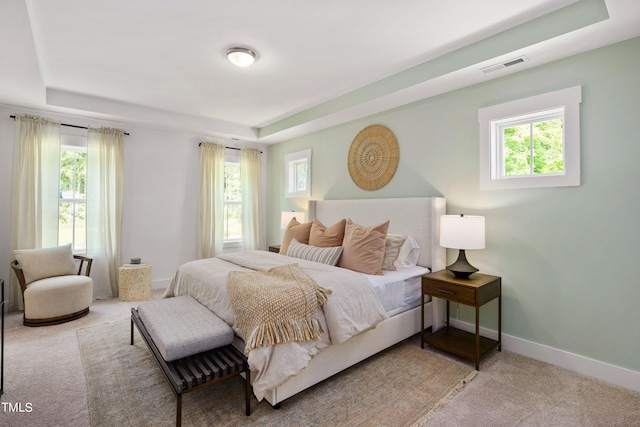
top-left (241, 147), bottom-right (264, 250)
top-left (86, 127), bottom-right (124, 298)
top-left (10, 115), bottom-right (61, 310)
top-left (198, 142), bottom-right (225, 258)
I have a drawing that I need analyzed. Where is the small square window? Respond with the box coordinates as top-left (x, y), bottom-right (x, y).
top-left (284, 149), bottom-right (311, 198)
top-left (479, 86), bottom-right (581, 190)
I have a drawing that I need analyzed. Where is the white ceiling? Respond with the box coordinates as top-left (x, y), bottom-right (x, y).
top-left (1, 0), bottom-right (639, 144)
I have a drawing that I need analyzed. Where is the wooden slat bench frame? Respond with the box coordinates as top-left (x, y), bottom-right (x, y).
top-left (131, 308), bottom-right (251, 427)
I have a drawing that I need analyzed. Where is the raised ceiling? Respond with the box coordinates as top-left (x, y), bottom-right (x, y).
top-left (1, 0), bottom-right (639, 143)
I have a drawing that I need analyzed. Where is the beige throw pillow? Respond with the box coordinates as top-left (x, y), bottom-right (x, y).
top-left (381, 234), bottom-right (407, 271)
top-left (338, 219), bottom-right (390, 275)
top-left (280, 217), bottom-right (312, 255)
top-left (309, 218), bottom-right (346, 247)
top-left (13, 244), bottom-right (77, 285)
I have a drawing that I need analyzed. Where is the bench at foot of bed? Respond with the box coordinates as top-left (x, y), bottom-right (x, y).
top-left (130, 296), bottom-right (250, 427)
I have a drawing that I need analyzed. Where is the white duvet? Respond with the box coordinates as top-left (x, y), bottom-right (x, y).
top-left (164, 250), bottom-right (388, 400)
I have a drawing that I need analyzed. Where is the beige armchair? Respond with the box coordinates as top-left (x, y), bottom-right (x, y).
top-left (11, 244), bottom-right (93, 326)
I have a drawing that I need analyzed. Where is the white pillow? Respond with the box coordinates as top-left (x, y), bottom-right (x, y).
top-left (287, 238), bottom-right (343, 266)
top-left (394, 235), bottom-right (421, 267)
top-left (13, 244), bottom-right (77, 285)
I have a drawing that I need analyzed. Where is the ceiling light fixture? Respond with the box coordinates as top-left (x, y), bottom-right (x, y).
top-left (226, 47), bottom-right (256, 67)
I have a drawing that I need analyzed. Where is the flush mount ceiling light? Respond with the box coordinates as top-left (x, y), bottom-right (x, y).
top-left (226, 47), bottom-right (256, 67)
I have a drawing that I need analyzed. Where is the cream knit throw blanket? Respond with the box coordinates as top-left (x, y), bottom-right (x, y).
top-left (227, 263), bottom-right (332, 355)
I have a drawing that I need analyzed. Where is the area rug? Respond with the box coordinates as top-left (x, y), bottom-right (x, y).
top-left (78, 319), bottom-right (476, 426)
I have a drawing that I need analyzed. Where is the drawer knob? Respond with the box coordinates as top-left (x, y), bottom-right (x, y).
top-left (438, 288), bottom-right (455, 295)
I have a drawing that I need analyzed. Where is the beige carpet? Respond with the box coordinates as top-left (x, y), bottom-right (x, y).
top-left (1, 294), bottom-right (160, 427)
top-left (77, 319), bottom-right (476, 426)
top-left (424, 348), bottom-right (640, 427)
top-left (3, 294), bottom-right (640, 427)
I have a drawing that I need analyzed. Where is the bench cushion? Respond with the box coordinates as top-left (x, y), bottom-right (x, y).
top-left (137, 296), bottom-right (233, 361)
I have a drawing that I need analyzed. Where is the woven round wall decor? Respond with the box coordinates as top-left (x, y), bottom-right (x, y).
top-left (348, 124), bottom-right (399, 191)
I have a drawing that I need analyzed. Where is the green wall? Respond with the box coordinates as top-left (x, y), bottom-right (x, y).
top-left (267, 37), bottom-right (640, 372)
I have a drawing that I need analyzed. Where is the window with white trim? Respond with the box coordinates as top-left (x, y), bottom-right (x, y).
top-left (223, 150), bottom-right (242, 246)
top-left (58, 134), bottom-right (87, 252)
top-left (479, 86), bottom-right (581, 190)
top-left (284, 149), bottom-right (311, 198)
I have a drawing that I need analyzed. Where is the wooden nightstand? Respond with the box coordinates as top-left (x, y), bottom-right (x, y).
top-left (421, 269), bottom-right (501, 370)
top-left (268, 245), bottom-right (281, 253)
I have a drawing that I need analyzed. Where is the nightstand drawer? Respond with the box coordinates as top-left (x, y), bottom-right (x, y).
top-left (422, 279), bottom-right (475, 305)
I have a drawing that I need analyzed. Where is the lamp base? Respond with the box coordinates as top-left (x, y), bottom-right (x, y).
top-left (446, 249), bottom-right (478, 279)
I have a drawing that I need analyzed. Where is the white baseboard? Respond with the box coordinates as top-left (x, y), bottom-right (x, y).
top-left (449, 319), bottom-right (640, 392)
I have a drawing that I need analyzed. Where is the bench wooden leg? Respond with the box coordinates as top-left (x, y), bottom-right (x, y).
top-left (245, 369), bottom-right (251, 416)
top-left (176, 394), bottom-right (182, 427)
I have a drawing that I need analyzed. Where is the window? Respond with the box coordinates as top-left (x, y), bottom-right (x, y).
top-left (58, 134), bottom-right (87, 252)
top-left (499, 109), bottom-right (564, 178)
top-left (479, 86), bottom-right (581, 190)
top-left (285, 149), bottom-right (311, 198)
top-left (223, 160), bottom-right (242, 242)
top-left (222, 149), bottom-right (243, 245)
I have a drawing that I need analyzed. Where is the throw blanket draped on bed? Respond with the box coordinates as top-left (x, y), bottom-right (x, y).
top-left (227, 264), bottom-right (331, 354)
top-left (165, 250), bottom-right (388, 400)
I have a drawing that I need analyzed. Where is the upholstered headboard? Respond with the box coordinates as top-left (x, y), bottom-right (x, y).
top-left (308, 197), bottom-right (446, 271)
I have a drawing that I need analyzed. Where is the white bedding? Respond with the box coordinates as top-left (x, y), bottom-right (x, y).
top-left (164, 250), bottom-right (388, 400)
top-left (366, 265), bottom-right (430, 316)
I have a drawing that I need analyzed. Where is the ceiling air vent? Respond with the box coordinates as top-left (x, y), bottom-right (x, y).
top-left (481, 56), bottom-right (528, 74)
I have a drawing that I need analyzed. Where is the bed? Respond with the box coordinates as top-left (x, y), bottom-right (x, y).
top-left (165, 197), bottom-right (446, 406)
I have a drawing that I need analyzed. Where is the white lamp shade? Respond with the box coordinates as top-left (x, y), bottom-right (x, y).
top-left (281, 211), bottom-right (306, 229)
top-left (440, 215), bottom-right (485, 250)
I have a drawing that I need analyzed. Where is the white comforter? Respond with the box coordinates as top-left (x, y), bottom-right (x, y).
top-left (164, 250), bottom-right (388, 400)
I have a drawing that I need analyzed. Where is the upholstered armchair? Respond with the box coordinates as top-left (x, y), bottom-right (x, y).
top-left (11, 244), bottom-right (94, 326)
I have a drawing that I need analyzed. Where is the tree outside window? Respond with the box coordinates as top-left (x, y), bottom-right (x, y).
top-left (224, 162), bottom-right (242, 241)
top-left (58, 147), bottom-right (86, 252)
top-left (502, 117), bottom-right (564, 177)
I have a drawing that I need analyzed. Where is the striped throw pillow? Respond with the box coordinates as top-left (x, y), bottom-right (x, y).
top-left (287, 238), bottom-right (343, 266)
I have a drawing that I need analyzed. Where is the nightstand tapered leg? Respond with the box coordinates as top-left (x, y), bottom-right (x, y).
top-left (446, 300), bottom-right (450, 327)
top-left (475, 306), bottom-right (480, 370)
top-left (498, 291), bottom-right (502, 351)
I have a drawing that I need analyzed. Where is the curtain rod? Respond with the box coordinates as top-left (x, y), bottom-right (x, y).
top-left (198, 142), bottom-right (262, 153)
top-left (10, 115), bottom-right (130, 135)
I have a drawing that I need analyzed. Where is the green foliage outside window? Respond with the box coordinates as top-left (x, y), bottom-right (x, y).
top-left (224, 163), bottom-right (242, 240)
top-left (503, 118), bottom-right (564, 176)
top-left (59, 150), bottom-right (87, 251)
top-left (295, 160), bottom-right (307, 192)
top-left (59, 150), bottom-right (86, 199)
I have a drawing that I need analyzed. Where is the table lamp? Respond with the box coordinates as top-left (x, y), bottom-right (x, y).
top-left (440, 214), bottom-right (485, 278)
top-left (280, 211), bottom-right (306, 229)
